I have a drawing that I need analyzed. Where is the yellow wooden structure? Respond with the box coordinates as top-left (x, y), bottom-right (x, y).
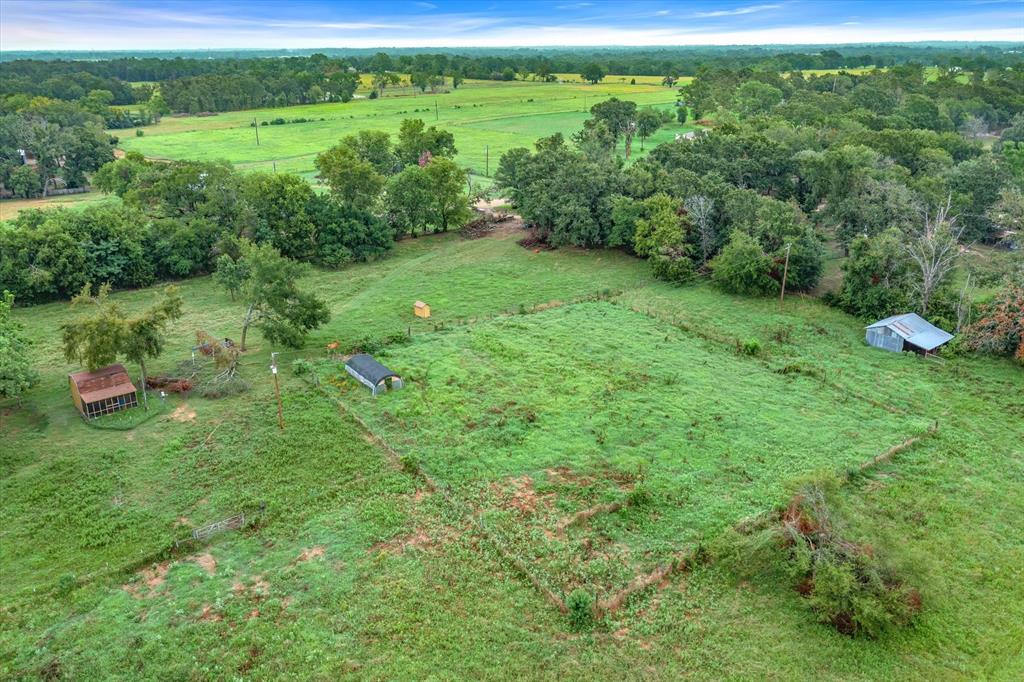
top-left (414, 301), bottom-right (431, 318)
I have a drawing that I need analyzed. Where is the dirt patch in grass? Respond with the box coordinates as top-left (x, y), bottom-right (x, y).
top-left (544, 466), bottom-right (592, 486)
top-left (123, 561), bottom-right (170, 599)
top-left (492, 476), bottom-right (553, 515)
top-left (233, 575), bottom-right (271, 599)
top-left (294, 546), bottom-right (325, 563)
top-left (238, 646), bottom-right (262, 674)
top-left (250, 575), bottom-right (270, 596)
top-left (197, 603), bottom-right (223, 622)
top-left (189, 552), bottom-right (217, 575)
top-left (170, 404), bottom-right (197, 422)
top-left (370, 528), bottom-right (436, 555)
top-left (461, 213), bottom-right (524, 239)
top-left (532, 300), bottom-right (564, 313)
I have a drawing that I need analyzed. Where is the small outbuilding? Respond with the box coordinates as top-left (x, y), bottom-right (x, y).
top-left (414, 300), bottom-right (431, 318)
top-left (865, 313), bottom-right (953, 355)
top-left (345, 354), bottom-right (403, 396)
top-left (69, 363), bottom-right (139, 418)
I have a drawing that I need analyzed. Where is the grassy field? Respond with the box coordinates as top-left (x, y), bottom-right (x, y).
top-left (118, 79), bottom-right (688, 180)
top-left (0, 191), bottom-right (117, 221)
top-left (1, 227), bottom-right (1021, 679)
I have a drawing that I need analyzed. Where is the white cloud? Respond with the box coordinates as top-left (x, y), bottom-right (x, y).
top-left (656, 10), bottom-right (672, 16)
top-left (692, 4), bottom-right (782, 18)
top-left (0, 0), bottom-right (1020, 51)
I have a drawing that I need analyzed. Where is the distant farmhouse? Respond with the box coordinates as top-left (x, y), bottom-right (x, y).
top-left (865, 313), bottom-right (953, 356)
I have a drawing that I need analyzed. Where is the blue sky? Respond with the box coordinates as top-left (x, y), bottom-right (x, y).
top-left (2, 1), bottom-right (1022, 51)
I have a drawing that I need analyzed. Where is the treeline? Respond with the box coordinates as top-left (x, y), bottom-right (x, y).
top-left (3, 44), bottom-right (1022, 114)
top-left (0, 118), bottom-right (472, 304)
top-left (498, 63), bottom-right (1024, 333)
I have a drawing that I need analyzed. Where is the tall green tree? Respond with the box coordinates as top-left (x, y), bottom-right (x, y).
top-left (314, 145), bottom-right (385, 210)
top-left (580, 63), bottom-right (606, 85)
top-left (340, 130), bottom-right (399, 175)
top-left (62, 284), bottom-right (125, 372)
top-left (633, 193), bottom-right (697, 284)
top-left (710, 231), bottom-right (779, 296)
top-left (589, 98), bottom-right (638, 154)
top-left (0, 290), bottom-right (39, 401)
top-left (384, 165), bottom-right (434, 237)
top-left (395, 118), bottom-right (457, 166)
top-left (422, 157), bottom-right (472, 233)
top-left (122, 287), bottom-right (183, 407)
top-left (835, 229), bottom-right (913, 320)
top-left (240, 173), bottom-right (317, 260)
top-left (213, 250), bottom-right (251, 302)
top-left (384, 157), bottom-right (471, 235)
top-left (636, 109), bottom-right (670, 151)
top-left (219, 241), bottom-right (330, 351)
top-left (733, 80), bottom-right (783, 117)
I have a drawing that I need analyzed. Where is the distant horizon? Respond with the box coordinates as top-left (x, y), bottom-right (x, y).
top-left (3, 1), bottom-right (1022, 51)
top-left (6, 40), bottom-right (1024, 55)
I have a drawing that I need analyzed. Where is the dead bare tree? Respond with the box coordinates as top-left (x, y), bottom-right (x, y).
top-left (684, 195), bottom-right (716, 265)
top-left (904, 195), bottom-right (965, 316)
top-left (955, 272), bottom-right (975, 332)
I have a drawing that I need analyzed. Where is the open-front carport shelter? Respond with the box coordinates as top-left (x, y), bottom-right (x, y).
top-left (345, 354), bottom-right (404, 396)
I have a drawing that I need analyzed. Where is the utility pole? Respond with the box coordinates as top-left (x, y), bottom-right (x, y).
top-left (435, 97), bottom-right (439, 121)
top-left (779, 243), bottom-right (792, 308)
top-left (270, 352), bottom-right (284, 431)
top-left (485, 144), bottom-right (489, 176)
top-left (254, 118), bottom-right (260, 145)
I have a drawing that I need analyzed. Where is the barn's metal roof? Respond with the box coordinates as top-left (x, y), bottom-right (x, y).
top-left (866, 313), bottom-right (953, 351)
top-left (345, 354), bottom-right (399, 385)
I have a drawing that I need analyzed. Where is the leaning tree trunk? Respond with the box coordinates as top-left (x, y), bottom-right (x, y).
top-left (139, 357), bottom-right (149, 410)
top-left (240, 303), bottom-right (255, 351)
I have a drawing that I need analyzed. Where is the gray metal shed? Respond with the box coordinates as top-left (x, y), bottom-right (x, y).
top-left (865, 313), bottom-right (953, 355)
top-left (345, 354), bottom-right (403, 396)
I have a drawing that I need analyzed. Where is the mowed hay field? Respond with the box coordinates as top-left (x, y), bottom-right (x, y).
top-left (2, 228), bottom-right (1022, 679)
top-left (117, 79), bottom-right (689, 179)
top-left (0, 191), bottom-right (117, 222)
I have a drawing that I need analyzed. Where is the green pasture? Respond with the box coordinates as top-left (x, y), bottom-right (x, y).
top-left (341, 301), bottom-right (925, 594)
top-left (118, 79), bottom-right (688, 179)
top-left (1, 229), bottom-right (1021, 679)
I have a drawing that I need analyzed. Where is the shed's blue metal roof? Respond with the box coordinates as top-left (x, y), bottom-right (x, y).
top-left (865, 313), bottom-right (953, 351)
